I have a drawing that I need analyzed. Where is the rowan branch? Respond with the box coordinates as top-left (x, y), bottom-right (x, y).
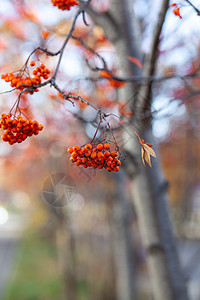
top-left (71, 35), bottom-right (108, 69)
top-left (52, 0), bottom-right (92, 82)
top-left (185, 0), bottom-right (200, 15)
top-left (78, 0), bottom-right (120, 42)
top-left (137, 0), bottom-right (170, 113)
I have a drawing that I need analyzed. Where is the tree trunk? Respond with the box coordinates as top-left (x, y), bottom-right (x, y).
top-left (109, 172), bottom-right (136, 300)
top-left (85, 0), bottom-right (189, 299)
top-left (55, 207), bottom-right (77, 300)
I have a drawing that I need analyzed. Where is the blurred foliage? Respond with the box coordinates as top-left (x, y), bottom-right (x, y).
top-left (2, 229), bottom-right (63, 300)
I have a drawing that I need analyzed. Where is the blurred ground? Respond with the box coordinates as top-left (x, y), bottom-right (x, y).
top-left (1, 219), bottom-right (64, 300)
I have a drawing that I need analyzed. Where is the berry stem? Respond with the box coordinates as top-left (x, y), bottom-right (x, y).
top-left (90, 114), bottom-right (103, 144)
top-left (107, 112), bottom-right (141, 140)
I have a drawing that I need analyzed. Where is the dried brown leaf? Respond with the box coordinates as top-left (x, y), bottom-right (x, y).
top-left (144, 150), bottom-right (151, 167)
top-left (143, 143), bottom-right (156, 158)
top-left (141, 146), bottom-right (145, 166)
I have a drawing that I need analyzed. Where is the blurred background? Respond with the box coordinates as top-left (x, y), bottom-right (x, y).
top-left (0, 0), bottom-right (200, 299)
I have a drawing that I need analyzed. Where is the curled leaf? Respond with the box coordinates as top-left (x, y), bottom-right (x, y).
top-left (140, 141), bottom-right (156, 167)
top-left (142, 143), bottom-right (156, 158)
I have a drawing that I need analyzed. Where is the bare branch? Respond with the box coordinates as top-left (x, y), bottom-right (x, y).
top-left (185, 0), bottom-right (200, 15)
top-left (51, 81), bottom-right (108, 118)
top-left (71, 35), bottom-right (108, 69)
top-left (138, 0), bottom-right (169, 112)
top-left (78, 0), bottom-right (120, 42)
top-left (52, 0), bottom-right (92, 82)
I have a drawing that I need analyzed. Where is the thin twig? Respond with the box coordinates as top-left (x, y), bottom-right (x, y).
top-left (52, 0), bottom-right (93, 82)
top-left (185, 0), bottom-right (200, 15)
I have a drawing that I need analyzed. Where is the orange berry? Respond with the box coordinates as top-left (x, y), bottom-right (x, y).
top-left (85, 143), bottom-right (92, 150)
top-left (91, 151), bottom-right (97, 159)
top-left (67, 147), bottom-right (73, 154)
top-left (104, 143), bottom-right (110, 150)
top-left (74, 145), bottom-right (80, 151)
top-left (116, 159), bottom-right (121, 166)
top-left (107, 156), bottom-right (113, 162)
top-left (17, 122), bottom-right (23, 128)
top-left (96, 143), bottom-right (103, 151)
top-left (6, 118), bottom-right (12, 126)
top-left (113, 166), bottom-right (119, 172)
top-left (111, 151), bottom-right (118, 157)
top-left (70, 157), bottom-right (76, 163)
top-left (75, 158), bottom-right (82, 166)
top-left (33, 120), bottom-right (39, 126)
top-left (1, 113), bottom-right (7, 119)
top-left (82, 157), bottom-right (88, 164)
top-left (25, 79), bottom-right (32, 85)
top-left (36, 67), bottom-right (41, 73)
top-left (97, 165), bottom-right (103, 169)
top-left (4, 129), bottom-right (11, 135)
top-left (81, 146), bottom-right (87, 154)
top-left (104, 151), bottom-right (110, 158)
top-left (43, 74), bottom-right (49, 80)
top-left (106, 161), bottom-right (111, 167)
top-left (97, 152), bottom-right (103, 158)
top-left (1, 134), bottom-right (8, 141)
top-left (30, 61), bottom-right (35, 67)
top-left (72, 152), bottom-right (78, 158)
top-left (85, 151), bottom-right (91, 157)
top-left (38, 124), bottom-right (43, 131)
top-left (16, 81), bottom-right (22, 87)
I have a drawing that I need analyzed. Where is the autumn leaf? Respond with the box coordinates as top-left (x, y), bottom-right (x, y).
top-left (42, 31), bottom-right (49, 39)
top-left (127, 56), bottom-right (143, 69)
top-left (140, 140), bottom-right (156, 167)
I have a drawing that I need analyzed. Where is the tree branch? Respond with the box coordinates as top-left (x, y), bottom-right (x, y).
top-left (78, 0), bottom-right (120, 42)
top-left (137, 0), bottom-right (170, 113)
top-left (185, 0), bottom-right (200, 16)
top-left (52, 0), bottom-right (92, 82)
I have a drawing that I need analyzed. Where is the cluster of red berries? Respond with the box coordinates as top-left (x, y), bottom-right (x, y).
top-left (51, 0), bottom-right (79, 10)
top-left (0, 113), bottom-right (43, 145)
top-left (1, 61), bottom-right (50, 95)
top-left (171, 3), bottom-right (182, 19)
top-left (68, 143), bottom-right (121, 172)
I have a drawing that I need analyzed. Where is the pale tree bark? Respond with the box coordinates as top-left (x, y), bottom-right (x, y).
top-left (85, 0), bottom-right (189, 299)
